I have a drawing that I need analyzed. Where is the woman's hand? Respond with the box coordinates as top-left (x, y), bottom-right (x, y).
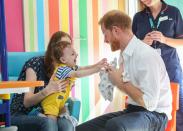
top-left (43, 73), bottom-right (69, 96)
top-left (24, 68), bottom-right (69, 107)
top-left (143, 32), bottom-right (154, 45)
top-left (149, 31), bottom-right (167, 43)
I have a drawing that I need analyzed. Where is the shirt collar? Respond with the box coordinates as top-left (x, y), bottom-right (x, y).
top-left (121, 35), bottom-right (137, 57)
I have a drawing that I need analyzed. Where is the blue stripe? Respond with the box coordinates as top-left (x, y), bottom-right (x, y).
top-left (60, 68), bottom-right (72, 78)
top-left (36, 0), bottom-right (45, 51)
top-left (56, 66), bottom-right (72, 79)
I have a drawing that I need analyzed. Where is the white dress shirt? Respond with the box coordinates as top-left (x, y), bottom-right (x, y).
top-left (119, 35), bottom-right (172, 120)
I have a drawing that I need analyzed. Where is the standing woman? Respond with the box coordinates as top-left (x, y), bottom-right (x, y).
top-left (132, 0), bottom-right (183, 130)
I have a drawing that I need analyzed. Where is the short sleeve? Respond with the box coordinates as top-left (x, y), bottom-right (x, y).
top-left (18, 56), bottom-right (44, 80)
top-left (175, 9), bottom-right (183, 38)
top-left (25, 57), bottom-right (42, 73)
top-left (56, 66), bottom-right (73, 79)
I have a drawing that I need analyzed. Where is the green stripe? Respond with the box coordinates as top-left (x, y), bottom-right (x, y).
top-left (79, 0), bottom-right (89, 122)
top-left (28, 0), bottom-right (35, 51)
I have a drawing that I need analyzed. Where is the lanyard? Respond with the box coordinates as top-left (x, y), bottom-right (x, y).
top-left (147, 1), bottom-right (168, 30)
top-left (148, 11), bottom-right (164, 30)
top-left (147, 11), bottom-right (164, 49)
top-left (149, 17), bottom-right (161, 30)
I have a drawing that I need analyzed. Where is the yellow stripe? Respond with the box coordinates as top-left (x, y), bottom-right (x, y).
top-left (0, 94), bottom-right (10, 99)
top-left (60, 0), bottom-right (69, 33)
top-left (118, 0), bottom-right (125, 12)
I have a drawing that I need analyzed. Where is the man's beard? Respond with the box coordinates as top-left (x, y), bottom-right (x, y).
top-left (110, 39), bottom-right (120, 52)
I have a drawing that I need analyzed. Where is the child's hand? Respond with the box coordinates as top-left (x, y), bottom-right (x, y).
top-left (96, 58), bottom-right (108, 70)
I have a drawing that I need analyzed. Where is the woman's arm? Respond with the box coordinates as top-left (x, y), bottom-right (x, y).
top-left (164, 37), bottom-right (183, 47)
top-left (23, 68), bottom-right (69, 108)
top-left (23, 68), bottom-right (45, 108)
top-left (149, 31), bottom-right (183, 47)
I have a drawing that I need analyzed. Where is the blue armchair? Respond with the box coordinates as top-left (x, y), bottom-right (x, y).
top-left (0, 52), bottom-right (80, 127)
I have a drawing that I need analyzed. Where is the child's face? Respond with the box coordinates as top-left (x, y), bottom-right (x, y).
top-left (61, 46), bottom-right (78, 67)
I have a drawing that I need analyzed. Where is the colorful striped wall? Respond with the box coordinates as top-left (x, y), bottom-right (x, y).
top-left (4, 0), bottom-right (126, 122)
top-left (4, 0), bottom-right (183, 123)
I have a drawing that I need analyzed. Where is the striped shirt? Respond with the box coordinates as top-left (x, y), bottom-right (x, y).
top-left (56, 66), bottom-right (73, 79)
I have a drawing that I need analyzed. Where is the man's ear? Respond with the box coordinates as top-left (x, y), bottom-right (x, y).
top-left (112, 26), bottom-right (120, 38)
top-left (60, 57), bottom-right (66, 63)
top-left (112, 26), bottom-right (119, 33)
top-left (112, 26), bottom-right (120, 36)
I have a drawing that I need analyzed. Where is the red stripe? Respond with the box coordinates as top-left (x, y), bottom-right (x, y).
top-left (5, 0), bottom-right (24, 52)
top-left (48, 0), bottom-right (59, 37)
top-left (69, 0), bottom-right (75, 97)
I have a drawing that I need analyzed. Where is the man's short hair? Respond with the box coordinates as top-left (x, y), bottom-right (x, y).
top-left (99, 10), bottom-right (132, 31)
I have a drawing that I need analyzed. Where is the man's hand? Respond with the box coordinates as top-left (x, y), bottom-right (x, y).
top-left (106, 63), bottom-right (123, 87)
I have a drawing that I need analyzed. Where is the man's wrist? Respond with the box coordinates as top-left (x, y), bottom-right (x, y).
top-left (120, 82), bottom-right (130, 92)
top-left (115, 80), bottom-right (124, 90)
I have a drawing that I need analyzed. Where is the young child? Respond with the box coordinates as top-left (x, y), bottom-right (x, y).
top-left (41, 41), bottom-right (107, 120)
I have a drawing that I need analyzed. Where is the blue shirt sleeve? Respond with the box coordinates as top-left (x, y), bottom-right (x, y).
top-left (175, 9), bottom-right (183, 38)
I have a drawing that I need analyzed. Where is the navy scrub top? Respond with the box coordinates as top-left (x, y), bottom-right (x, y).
top-left (132, 1), bottom-right (183, 83)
